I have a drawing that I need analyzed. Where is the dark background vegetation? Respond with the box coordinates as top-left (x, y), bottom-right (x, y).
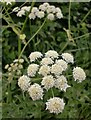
top-left (2, 2), bottom-right (91, 119)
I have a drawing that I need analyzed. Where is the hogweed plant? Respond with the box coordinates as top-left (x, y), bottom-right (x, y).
top-left (5, 50), bottom-right (86, 115)
top-left (2, 1), bottom-right (90, 119)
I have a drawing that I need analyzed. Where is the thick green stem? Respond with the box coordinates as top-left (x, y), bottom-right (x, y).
top-left (18, 18), bottom-right (47, 59)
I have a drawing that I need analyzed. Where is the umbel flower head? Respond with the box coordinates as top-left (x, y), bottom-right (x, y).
top-left (61, 53), bottom-right (74, 64)
top-left (38, 65), bottom-right (50, 76)
top-left (51, 63), bottom-right (63, 76)
top-left (27, 64), bottom-right (39, 77)
top-left (18, 75), bottom-right (31, 91)
top-left (54, 75), bottom-right (70, 92)
top-left (45, 50), bottom-right (59, 59)
top-left (55, 59), bottom-right (68, 71)
top-left (14, 50), bottom-right (86, 114)
top-left (28, 83), bottom-right (43, 101)
top-left (41, 75), bottom-right (55, 90)
top-left (29, 51), bottom-right (43, 62)
top-left (46, 97), bottom-right (65, 114)
top-left (41, 57), bottom-right (54, 65)
top-left (73, 67), bottom-right (86, 82)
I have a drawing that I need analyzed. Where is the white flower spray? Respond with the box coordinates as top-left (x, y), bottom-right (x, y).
top-left (5, 50), bottom-right (86, 114)
top-left (13, 2), bottom-right (63, 21)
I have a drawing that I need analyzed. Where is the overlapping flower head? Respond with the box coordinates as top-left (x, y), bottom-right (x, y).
top-left (13, 3), bottom-right (63, 20)
top-left (18, 50), bottom-right (86, 114)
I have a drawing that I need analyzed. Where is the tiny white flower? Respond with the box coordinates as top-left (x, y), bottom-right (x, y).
top-left (13, 59), bottom-right (18, 63)
top-left (45, 50), bottom-right (59, 59)
top-left (56, 12), bottom-right (63, 19)
top-left (29, 12), bottom-right (36, 20)
top-left (47, 5), bottom-right (56, 13)
top-left (41, 57), bottom-right (54, 65)
top-left (55, 7), bottom-right (61, 13)
top-left (38, 65), bottom-right (50, 76)
top-left (31, 7), bottom-right (39, 15)
top-left (56, 59), bottom-right (68, 71)
top-left (10, 63), bottom-right (14, 67)
top-left (39, 3), bottom-right (49, 11)
top-left (37, 11), bottom-right (45, 19)
top-left (18, 64), bottom-right (23, 69)
top-left (12, 7), bottom-right (20, 12)
top-left (21, 6), bottom-right (31, 12)
top-left (29, 51), bottom-right (43, 62)
top-left (61, 53), bottom-right (74, 64)
top-left (18, 75), bottom-right (31, 91)
top-left (46, 97), bottom-right (65, 114)
top-left (73, 67), bottom-right (86, 82)
top-left (54, 75), bottom-right (70, 92)
top-left (51, 64), bottom-right (63, 76)
top-left (43, 2), bottom-right (50, 8)
top-left (28, 83), bottom-right (43, 101)
top-left (5, 64), bottom-right (9, 69)
top-left (16, 70), bottom-right (21, 76)
top-left (8, 67), bottom-right (12, 72)
top-left (41, 75), bottom-right (54, 90)
top-left (27, 64), bottom-right (39, 77)
top-left (47, 13), bottom-right (54, 21)
top-left (18, 59), bottom-right (24, 63)
top-left (17, 10), bottom-right (25, 17)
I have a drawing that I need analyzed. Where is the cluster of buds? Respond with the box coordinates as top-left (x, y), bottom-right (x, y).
top-left (17, 50), bottom-right (86, 114)
top-left (5, 58), bottom-right (24, 82)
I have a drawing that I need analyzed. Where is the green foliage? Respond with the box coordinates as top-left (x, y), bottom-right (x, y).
top-left (2, 1), bottom-right (91, 119)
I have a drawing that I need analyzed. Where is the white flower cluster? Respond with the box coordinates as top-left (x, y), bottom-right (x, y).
top-left (16, 6), bottom-right (31, 17)
top-left (46, 97), bottom-right (65, 114)
top-left (27, 64), bottom-right (39, 77)
top-left (13, 3), bottom-right (63, 20)
top-left (41, 75), bottom-right (54, 90)
top-left (15, 50), bottom-right (86, 114)
top-left (54, 75), bottom-right (70, 92)
top-left (18, 75), bottom-right (30, 91)
top-left (28, 83), bottom-right (43, 101)
top-left (29, 51), bottom-right (43, 62)
top-left (1, 0), bottom-right (15, 5)
top-left (73, 67), bottom-right (86, 83)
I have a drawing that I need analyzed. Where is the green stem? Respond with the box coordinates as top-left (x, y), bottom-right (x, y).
top-left (51, 88), bottom-right (54, 97)
top-left (18, 38), bottom-right (21, 56)
top-left (69, 32), bottom-right (91, 41)
top-left (59, 41), bottom-right (69, 53)
top-left (4, 7), bottom-right (14, 24)
top-left (18, 18), bottom-right (47, 59)
top-left (21, 0), bottom-right (35, 33)
top-left (22, 91), bottom-right (25, 101)
top-left (7, 83), bottom-right (11, 103)
top-left (68, 0), bottom-right (71, 31)
top-left (4, 7), bottom-right (22, 56)
top-left (80, 9), bottom-right (91, 24)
